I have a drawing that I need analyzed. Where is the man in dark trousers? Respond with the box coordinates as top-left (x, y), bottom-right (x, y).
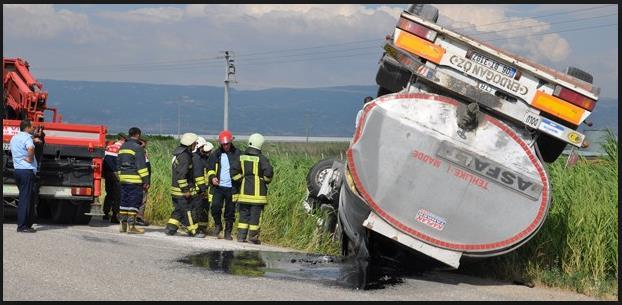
top-left (102, 133), bottom-right (126, 223)
top-left (207, 130), bottom-right (241, 240)
top-left (117, 127), bottom-right (150, 234)
top-left (231, 133), bottom-right (273, 244)
top-left (165, 132), bottom-right (198, 236)
top-left (191, 136), bottom-right (212, 238)
top-left (9, 119), bottom-right (44, 233)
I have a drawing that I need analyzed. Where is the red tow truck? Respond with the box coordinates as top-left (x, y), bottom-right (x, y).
top-left (3, 57), bottom-right (107, 224)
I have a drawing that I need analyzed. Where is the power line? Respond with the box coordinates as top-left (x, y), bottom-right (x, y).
top-left (448, 4), bottom-right (617, 32)
top-left (466, 12), bottom-right (618, 37)
top-left (484, 23), bottom-right (617, 42)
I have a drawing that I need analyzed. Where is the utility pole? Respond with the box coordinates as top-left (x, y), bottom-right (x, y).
top-left (222, 51), bottom-right (236, 131)
top-left (304, 111), bottom-right (312, 145)
top-left (177, 97), bottom-right (181, 138)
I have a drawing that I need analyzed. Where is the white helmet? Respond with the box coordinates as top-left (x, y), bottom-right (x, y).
top-left (180, 132), bottom-right (198, 146)
top-left (248, 133), bottom-right (265, 150)
top-left (193, 136), bottom-right (207, 153)
top-left (202, 141), bottom-right (214, 153)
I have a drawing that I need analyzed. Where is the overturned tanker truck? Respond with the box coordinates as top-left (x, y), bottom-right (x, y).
top-left (303, 4), bottom-right (600, 269)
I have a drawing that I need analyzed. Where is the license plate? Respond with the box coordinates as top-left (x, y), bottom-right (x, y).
top-left (469, 52), bottom-right (517, 78)
top-left (523, 111), bottom-right (541, 129)
top-left (3, 143), bottom-right (9, 151)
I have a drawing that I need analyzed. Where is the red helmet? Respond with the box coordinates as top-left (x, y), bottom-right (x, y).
top-left (218, 130), bottom-right (233, 144)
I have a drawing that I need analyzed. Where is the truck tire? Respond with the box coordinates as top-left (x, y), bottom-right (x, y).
top-left (306, 158), bottom-right (338, 197)
top-left (406, 4), bottom-right (439, 23)
top-left (566, 66), bottom-right (593, 84)
top-left (375, 54), bottom-right (412, 94)
top-left (36, 199), bottom-right (52, 219)
top-left (377, 86), bottom-right (393, 98)
top-left (73, 201), bottom-right (92, 225)
top-left (536, 135), bottom-right (568, 163)
top-left (50, 200), bottom-right (77, 224)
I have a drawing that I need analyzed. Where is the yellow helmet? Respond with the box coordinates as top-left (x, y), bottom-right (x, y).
top-left (248, 133), bottom-right (265, 150)
top-left (180, 132), bottom-right (198, 146)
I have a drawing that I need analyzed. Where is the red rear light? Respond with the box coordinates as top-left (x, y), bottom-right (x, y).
top-left (71, 187), bottom-right (92, 196)
top-left (553, 85), bottom-right (596, 111)
top-left (397, 17), bottom-right (437, 41)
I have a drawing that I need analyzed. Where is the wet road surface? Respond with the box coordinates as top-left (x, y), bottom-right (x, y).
top-left (3, 219), bottom-right (599, 301)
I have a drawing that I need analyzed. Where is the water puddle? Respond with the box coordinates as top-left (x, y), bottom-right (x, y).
top-left (178, 250), bottom-right (424, 290)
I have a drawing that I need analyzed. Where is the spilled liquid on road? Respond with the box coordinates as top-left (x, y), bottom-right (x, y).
top-left (178, 250), bottom-right (425, 290)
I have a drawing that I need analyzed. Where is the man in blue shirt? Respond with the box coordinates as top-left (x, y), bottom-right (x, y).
top-left (206, 130), bottom-right (241, 240)
top-left (9, 119), bottom-right (42, 233)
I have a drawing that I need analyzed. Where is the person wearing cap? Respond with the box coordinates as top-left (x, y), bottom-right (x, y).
top-left (206, 130), bottom-right (241, 240)
top-left (102, 132), bottom-right (127, 223)
top-left (135, 137), bottom-right (151, 226)
top-left (231, 133), bottom-right (273, 244)
top-left (117, 127), bottom-right (150, 234)
top-left (190, 136), bottom-right (214, 237)
top-left (165, 132), bottom-right (199, 236)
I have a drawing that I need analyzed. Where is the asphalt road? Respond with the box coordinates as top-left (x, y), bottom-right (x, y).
top-left (3, 218), bottom-right (598, 301)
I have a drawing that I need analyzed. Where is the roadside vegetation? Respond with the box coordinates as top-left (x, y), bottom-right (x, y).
top-left (104, 133), bottom-right (617, 297)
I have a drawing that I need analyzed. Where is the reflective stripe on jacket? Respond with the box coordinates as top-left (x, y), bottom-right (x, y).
top-left (171, 145), bottom-right (196, 197)
top-left (117, 138), bottom-right (150, 185)
top-left (231, 147), bottom-right (273, 205)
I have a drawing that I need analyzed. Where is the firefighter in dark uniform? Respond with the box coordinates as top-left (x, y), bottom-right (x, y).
top-left (102, 132), bottom-right (126, 223)
top-left (207, 130), bottom-right (241, 240)
top-left (117, 127), bottom-right (150, 234)
top-left (191, 136), bottom-right (212, 238)
top-left (231, 133), bottom-right (273, 244)
top-left (165, 132), bottom-right (198, 236)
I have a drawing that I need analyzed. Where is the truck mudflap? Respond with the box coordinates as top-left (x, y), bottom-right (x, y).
top-left (347, 92), bottom-right (551, 256)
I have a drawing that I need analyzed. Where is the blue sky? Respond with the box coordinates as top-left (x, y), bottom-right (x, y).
top-left (3, 4), bottom-right (618, 98)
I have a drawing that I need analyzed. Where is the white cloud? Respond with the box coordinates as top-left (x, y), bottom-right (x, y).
top-left (3, 4), bottom-right (90, 40)
top-left (97, 7), bottom-right (184, 24)
top-left (434, 4), bottom-right (570, 62)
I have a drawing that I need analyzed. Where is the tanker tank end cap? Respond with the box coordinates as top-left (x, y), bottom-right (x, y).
top-left (581, 140), bottom-right (590, 149)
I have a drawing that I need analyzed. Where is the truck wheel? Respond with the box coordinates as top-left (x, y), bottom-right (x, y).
top-left (36, 199), bottom-right (52, 219)
top-left (566, 66), bottom-right (593, 84)
top-left (73, 201), bottom-right (92, 225)
top-left (406, 4), bottom-right (439, 23)
top-left (377, 86), bottom-right (393, 98)
top-left (536, 134), bottom-right (568, 163)
top-left (306, 158), bottom-right (338, 197)
top-left (375, 54), bottom-right (411, 94)
top-left (50, 200), bottom-right (77, 224)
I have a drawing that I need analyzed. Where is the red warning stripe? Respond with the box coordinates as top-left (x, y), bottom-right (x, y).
top-left (348, 92), bottom-right (549, 252)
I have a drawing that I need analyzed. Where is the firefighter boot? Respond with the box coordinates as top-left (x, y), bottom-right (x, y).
top-left (237, 228), bottom-right (248, 243)
top-left (248, 230), bottom-right (261, 245)
top-left (127, 217), bottom-right (145, 234)
top-left (224, 221), bottom-right (234, 240)
top-left (213, 223), bottom-right (223, 239)
top-left (118, 213), bottom-right (128, 233)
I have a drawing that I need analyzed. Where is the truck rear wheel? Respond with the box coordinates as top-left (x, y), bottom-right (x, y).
top-left (73, 201), bottom-right (93, 225)
top-left (50, 200), bottom-right (77, 224)
top-left (306, 158), bottom-right (338, 197)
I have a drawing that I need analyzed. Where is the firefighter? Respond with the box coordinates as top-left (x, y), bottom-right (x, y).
top-left (191, 136), bottom-right (212, 238)
top-left (117, 127), bottom-right (150, 234)
top-left (231, 133), bottom-right (273, 244)
top-left (165, 132), bottom-right (198, 236)
top-left (135, 138), bottom-right (151, 226)
top-left (102, 133), bottom-right (126, 223)
top-left (207, 130), bottom-right (241, 240)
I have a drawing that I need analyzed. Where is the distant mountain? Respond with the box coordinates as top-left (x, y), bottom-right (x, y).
top-left (41, 79), bottom-right (376, 137)
top-left (39, 79), bottom-right (617, 137)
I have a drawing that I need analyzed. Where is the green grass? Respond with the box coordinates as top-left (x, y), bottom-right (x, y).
top-left (459, 132), bottom-right (618, 298)
top-left (101, 134), bottom-right (617, 297)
